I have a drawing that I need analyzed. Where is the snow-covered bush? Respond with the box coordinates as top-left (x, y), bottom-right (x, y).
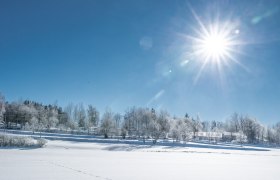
top-left (36, 138), bottom-right (47, 147)
top-left (0, 134), bottom-right (47, 147)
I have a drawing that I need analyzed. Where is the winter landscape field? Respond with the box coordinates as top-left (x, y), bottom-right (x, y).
top-left (1, 131), bottom-right (280, 180)
top-left (1, 0), bottom-right (280, 180)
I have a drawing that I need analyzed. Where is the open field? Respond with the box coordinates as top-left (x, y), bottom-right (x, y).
top-left (1, 134), bottom-right (280, 180)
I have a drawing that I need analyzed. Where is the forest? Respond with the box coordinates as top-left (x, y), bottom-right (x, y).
top-left (1, 93), bottom-right (280, 145)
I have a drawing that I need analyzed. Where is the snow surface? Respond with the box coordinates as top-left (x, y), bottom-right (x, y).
top-left (1, 138), bottom-right (280, 180)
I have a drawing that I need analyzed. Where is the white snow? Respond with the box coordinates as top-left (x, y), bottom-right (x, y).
top-left (0, 139), bottom-right (280, 180)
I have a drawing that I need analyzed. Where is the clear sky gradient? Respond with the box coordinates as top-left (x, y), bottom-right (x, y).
top-left (1, 0), bottom-right (280, 124)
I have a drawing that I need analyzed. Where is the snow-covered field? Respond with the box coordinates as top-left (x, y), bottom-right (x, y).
top-left (1, 136), bottom-right (280, 180)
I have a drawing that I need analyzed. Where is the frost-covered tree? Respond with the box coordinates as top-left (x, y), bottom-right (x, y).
top-left (87, 105), bottom-right (99, 127)
top-left (258, 125), bottom-right (266, 143)
top-left (240, 116), bottom-right (260, 143)
top-left (37, 106), bottom-right (48, 136)
top-left (64, 103), bottom-right (77, 129)
top-left (122, 107), bottom-right (138, 137)
top-left (201, 121), bottom-right (210, 132)
top-left (170, 118), bottom-right (191, 143)
top-left (190, 115), bottom-right (202, 139)
top-left (157, 110), bottom-right (171, 139)
top-left (57, 107), bottom-right (68, 129)
top-left (180, 118), bottom-right (192, 142)
top-left (273, 123), bottom-right (280, 145)
top-left (0, 93), bottom-right (5, 123)
top-left (73, 104), bottom-right (79, 125)
top-left (45, 107), bottom-right (59, 130)
top-left (224, 113), bottom-right (243, 141)
top-left (77, 104), bottom-right (86, 128)
top-left (149, 108), bottom-right (161, 144)
top-left (138, 108), bottom-right (152, 143)
top-left (266, 127), bottom-right (276, 144)
top-left (170, 119), bottom-right (180, 142)
top-left (29, 116), bottom-right (39, 134)
top-left (112, 113), bottom-right (122, 136)
top-left (231, 112), bottom-right (240, 132)
top-left (113, 113), bottom-right (121, 129)
top-left (100, 109), bottom-right (114, 138)
top-left (209, 120), bottom-right (222, 142)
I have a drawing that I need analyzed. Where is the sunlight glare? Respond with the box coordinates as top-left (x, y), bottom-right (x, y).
top-left (186, 18), bottom-right (244, 84)
top-left (202, 33), bottom-right (229, 60)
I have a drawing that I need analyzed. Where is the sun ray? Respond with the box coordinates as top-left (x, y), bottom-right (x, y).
top-left (194, 55), bottom-right (211, 84)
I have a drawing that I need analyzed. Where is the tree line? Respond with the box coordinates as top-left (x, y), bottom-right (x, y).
top-left (0, 93), bottom-right (280, 145)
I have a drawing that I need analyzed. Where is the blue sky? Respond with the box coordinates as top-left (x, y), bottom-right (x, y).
top-left (0, 0), bottom-right (280, 124)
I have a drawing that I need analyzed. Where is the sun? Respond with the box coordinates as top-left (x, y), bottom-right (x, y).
top-left (178, 6), bottom-right (247, 84)
top-left (174, 6), bottom-right (249, 86)
top-left (201, 33), bottom-right (229, 60)
top-left (193, 22), bottom-right (237, 64)
top-left (184, 18), bottom-right (244, 83)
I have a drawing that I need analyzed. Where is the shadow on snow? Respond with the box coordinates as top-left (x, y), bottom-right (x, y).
top-left (1, 129), bottom-right (270, 152)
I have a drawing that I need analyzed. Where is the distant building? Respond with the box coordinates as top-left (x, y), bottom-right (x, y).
top-left (196, 132), bottom-right (223, 141)
top-left (7, 122), bottom-right (21, 129)
top-left (222, 132), bottom-right (240, 141)
top-left (195, 131), bottom-right (244, 142)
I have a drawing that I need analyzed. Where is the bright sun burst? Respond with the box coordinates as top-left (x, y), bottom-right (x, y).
top-left (202, 33), bottom-right (228, 59)
top-left (183, 9), bottom-right (245, 83)
top-left (194, 22), bottom-right (237, 64)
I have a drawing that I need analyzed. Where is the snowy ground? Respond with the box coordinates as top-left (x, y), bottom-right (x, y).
top-left (1, 133), bottom-right (280, 180)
